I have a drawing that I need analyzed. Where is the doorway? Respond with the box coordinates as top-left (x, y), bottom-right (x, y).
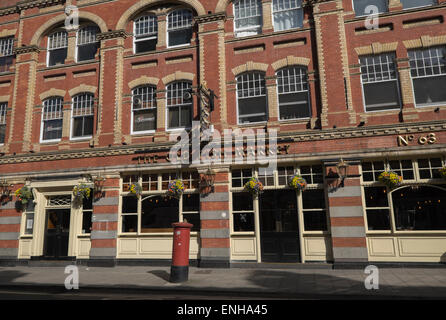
top-left (44, 209), bottom-right (71, 259)
top-left (259, 190), bottom-right (300, 262)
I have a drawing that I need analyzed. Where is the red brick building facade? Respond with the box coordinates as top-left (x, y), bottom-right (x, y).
top-left (0, 0), bottom-right (445, 267)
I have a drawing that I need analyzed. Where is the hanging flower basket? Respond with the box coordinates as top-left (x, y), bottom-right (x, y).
top-left (129, 183), bottom-right (142, 198)
top-left (378, 171), bottom-right (402, 189)
top-left (439, 167), bottom-right (446, 180)
top-left (244, 177), bottom-right (264, 196)
top-left (288, 175), bottom-right (307, 192)
top-left (166, 179), bottom-right (184, 199)
top-left (73, 183), bottom-right (91, 200)
top-left (15, 186), bottom-right (33, 205)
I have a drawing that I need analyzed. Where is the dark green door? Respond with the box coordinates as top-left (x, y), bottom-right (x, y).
top-left (44, 209), bottom-right (71, 259)
top-left (260, 190), bottom-right (300, 262)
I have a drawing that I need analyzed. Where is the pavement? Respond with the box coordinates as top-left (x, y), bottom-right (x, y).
top-left (0, 263), bottom-right (446, 299)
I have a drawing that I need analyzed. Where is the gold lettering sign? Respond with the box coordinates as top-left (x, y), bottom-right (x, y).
top-left (398, 133), bottom-right (437, 147)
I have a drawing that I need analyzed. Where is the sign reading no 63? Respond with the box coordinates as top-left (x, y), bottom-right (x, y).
top-left (397, 133), bottom-right (437, 147)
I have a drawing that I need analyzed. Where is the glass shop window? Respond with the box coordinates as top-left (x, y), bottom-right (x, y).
top-left (389, 159), bottom-right (414, 180)
top-left (141, 174), bottom-right (158, 191)
top-left (362, 161), bottom-right (385, 182)
top-left (121, 196), bottom-right (138, 233)
top-left (232, 192), bottom-right (254, 232)
top-left (392, 186), bottom-right (446, 231)
top-left (278, 166), bottom-right (295, 186)
top-left (182, 193), bottom-right (200, 232)
top-left (300, 165), bottom-right (323, 184)
top-left (302, 189), bottom-right (327, 231)
top-left (81, 189), bottom-right (93, 234)
top-left (364, 186), bottom-right (391, 231)
top-left (141, 196), bottom-right (179, 232)
top-left (122, 175), bottom-right (139, 192)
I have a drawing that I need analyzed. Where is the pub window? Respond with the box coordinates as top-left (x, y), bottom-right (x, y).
top-left (167, 9), bottom-right (193, 47)
top-left (232, 192), bottom-right (255, 232)
top-left (360, 53), bottom-right (401, 112)
top-left (182, 194), bottom-right (200, 232)
top-left (278, 166), bottom-right (295, 186)
top-left (389, 159), bottom-right (415, 180)
top-left (0, 102), bottom-right (7, 144)
top-left (122, 196), bottom-right (138, 232)
top-left (71, 93), bottom-right (94, 139)
top-left (81, 189), bottom-right (93, 234)
top-left (302, 189), bottom-right (327, 231)
top-left (258, 169), bottom-right (274, 187)
top-left (401, 0), bottom-right (436, 10)
top-left (141, 196), bottom-right (179, 232)
top-left (361, 161), bottom-right (385, 182)
top-left (233, 0), bottom-right (262, 37)
top-left (352, 0), bottom-right (388, 17)
top-left (300, 165), bottom-right (323, 184)
top-left (76, 26), bottom-right (99, 62)
top-left (0, 37), bottom-right (14, 72)
top-left (47, 30), bottom-right (68, 67)
top-left (236, 72), bottom-right (268, 124)
top-left (122, 174), bottom-right (139, 192)
top-left (41, 97), bottom-right (63, 142)
top-left (166, 81), bottom-right (192, 129)
top-left (393, 186), bottom-right (446, 231)
top-left (182, 171), bottom-right (200, 189)
top-left (161, 172), bottom-right (179, 190)
top-left (132, 85), bottom-right (157, 133)
top-left (141, 174), bottom-right (159, 191)
top-left (134, 14), bottom-right (158, 53)
top-left (23, 201), bottom-right (35, 235)
top-left (408, 46), bottom-right (446, 107)
top-left (417, 158), bottom-right (443, 180)
top-left (231, 169), bottom-right (253, 187)
top-left (276, 66), bottom-right (311, 120)
top-left (364, 186), bottom-right (391, 231)
top-left (272, 0), bottom-right (303, 32)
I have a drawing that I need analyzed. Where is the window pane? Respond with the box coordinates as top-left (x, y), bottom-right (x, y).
top-left (0, 56), bottom-right (13, 73)
top-left (43, 119), bottom-right (63, 140)
top-left (233, 192), bottom-right (253, 211)
top-left (183, 194), bottom-right (199, 212)
top-left (273, 8), bottom-right (303, 31)
top-left (238, 96), bottom-right (267, 123)
top-left (0, 124), bottom-right (5, 144)
top-left (279, 92), bottom-right (310, 119)
top-left (77, 43), bottom-right (99, 62)
top-left (366, 209), bottom-right (390, 230)
top-left (82, 211), bottom-right (92, 234)
top-left (302, 189), bottom-right (326, 209)
top-left (182, 213), bottom-right (200, 232)
top-left (135, 39), bottom-right (157, 53)
top-left (303, 210), bottom-right (327, 231)
top-left (233, 212), bottom-right (254, 231)
top-left (122, 196), bottom-right (137, 213)
top-left (393, 186), bottom-right (446, 230)
top-left (48, 48), bottom-right (67, 66)
top-left (141, 196), bottom-right (179, 231)
top-left (133, 109), bottom-right (156, 132)
top-left (122, 215), bottom-right (137, 233)
top-left (168, 29), bottom-right (192, 47)
top-left (72, 116), bottom-right (94, 138)
top-left (363, 81), bottom-right (400, 111)
top-left (353, 0), bottom-right (388, 16)
top-left (401, 0), bottom-right (435, 9)
top-left (364, 187), bottom-right (388, 207)
top-left (412, 76), bottom-right (446, 106)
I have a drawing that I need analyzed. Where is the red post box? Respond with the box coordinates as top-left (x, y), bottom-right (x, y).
top-left (170, 221), bottom-right (193, 283)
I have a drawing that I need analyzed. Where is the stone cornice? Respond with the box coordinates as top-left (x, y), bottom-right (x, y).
top-left (97, 29), bottom-right (130, 41)
top-left (13, 45), bottom-right (40, 55)
top-left (0, 121), bottom-right (445, 165)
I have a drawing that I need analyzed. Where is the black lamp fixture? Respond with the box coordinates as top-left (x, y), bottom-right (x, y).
top-left (336, 158), bottom-right (349, 187)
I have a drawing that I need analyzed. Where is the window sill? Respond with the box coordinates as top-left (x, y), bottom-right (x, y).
top-left (40, 139), bottom-right (61, 145)
top-left (231, 232), bottom-right (255, 236)
top-left (131, 130), bottom-right (155, 136)
top-left (70, 136), bottom-right (92, 142)
top-left (279, 117), bottom-right (311, 124)
top-left (19, 235), bottom-right (33, 239)
top-left (302, 231), bottom-right (330, 236)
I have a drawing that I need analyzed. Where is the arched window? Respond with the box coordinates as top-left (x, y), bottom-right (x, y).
top-left (47, 30), bottom-right (68, 66)
top-left (76, 26), bottom-right (100, 62)
top-left (276, 66), bottom-right (311, 120)
top-left (236, 72), bottom-right (267, 124)
top-left (132, 85), bottom-right (157, 133)
top-left (71, 93), bottom-right (94, 139)
top-left (41, 97), bottom-right (64, 142)
top-left (167, 9), bottom-right (193, 47)
top-left (272, 0), bottom-right (303, 31)
top-left (166, 81), bottom-right (192, 129)
top-left (134, 14), bottom-right (158, 53)
top-left (233, 0), bottom-right (262, 37)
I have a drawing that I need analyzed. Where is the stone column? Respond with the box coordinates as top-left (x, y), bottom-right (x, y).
top-left (324, 161), bottom-right (368, 266)
top-left (157, 14), bottom-right (167, 49)
top-left (89, 175), bottom-right (120, 267)
top-left (262, 0), bottom-right (273, 32)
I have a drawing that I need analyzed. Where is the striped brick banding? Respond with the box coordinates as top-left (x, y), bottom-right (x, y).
top-left (0, 198), bottom-right (21, 259)
top-left (326, 163), bottom-right (368, 263)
